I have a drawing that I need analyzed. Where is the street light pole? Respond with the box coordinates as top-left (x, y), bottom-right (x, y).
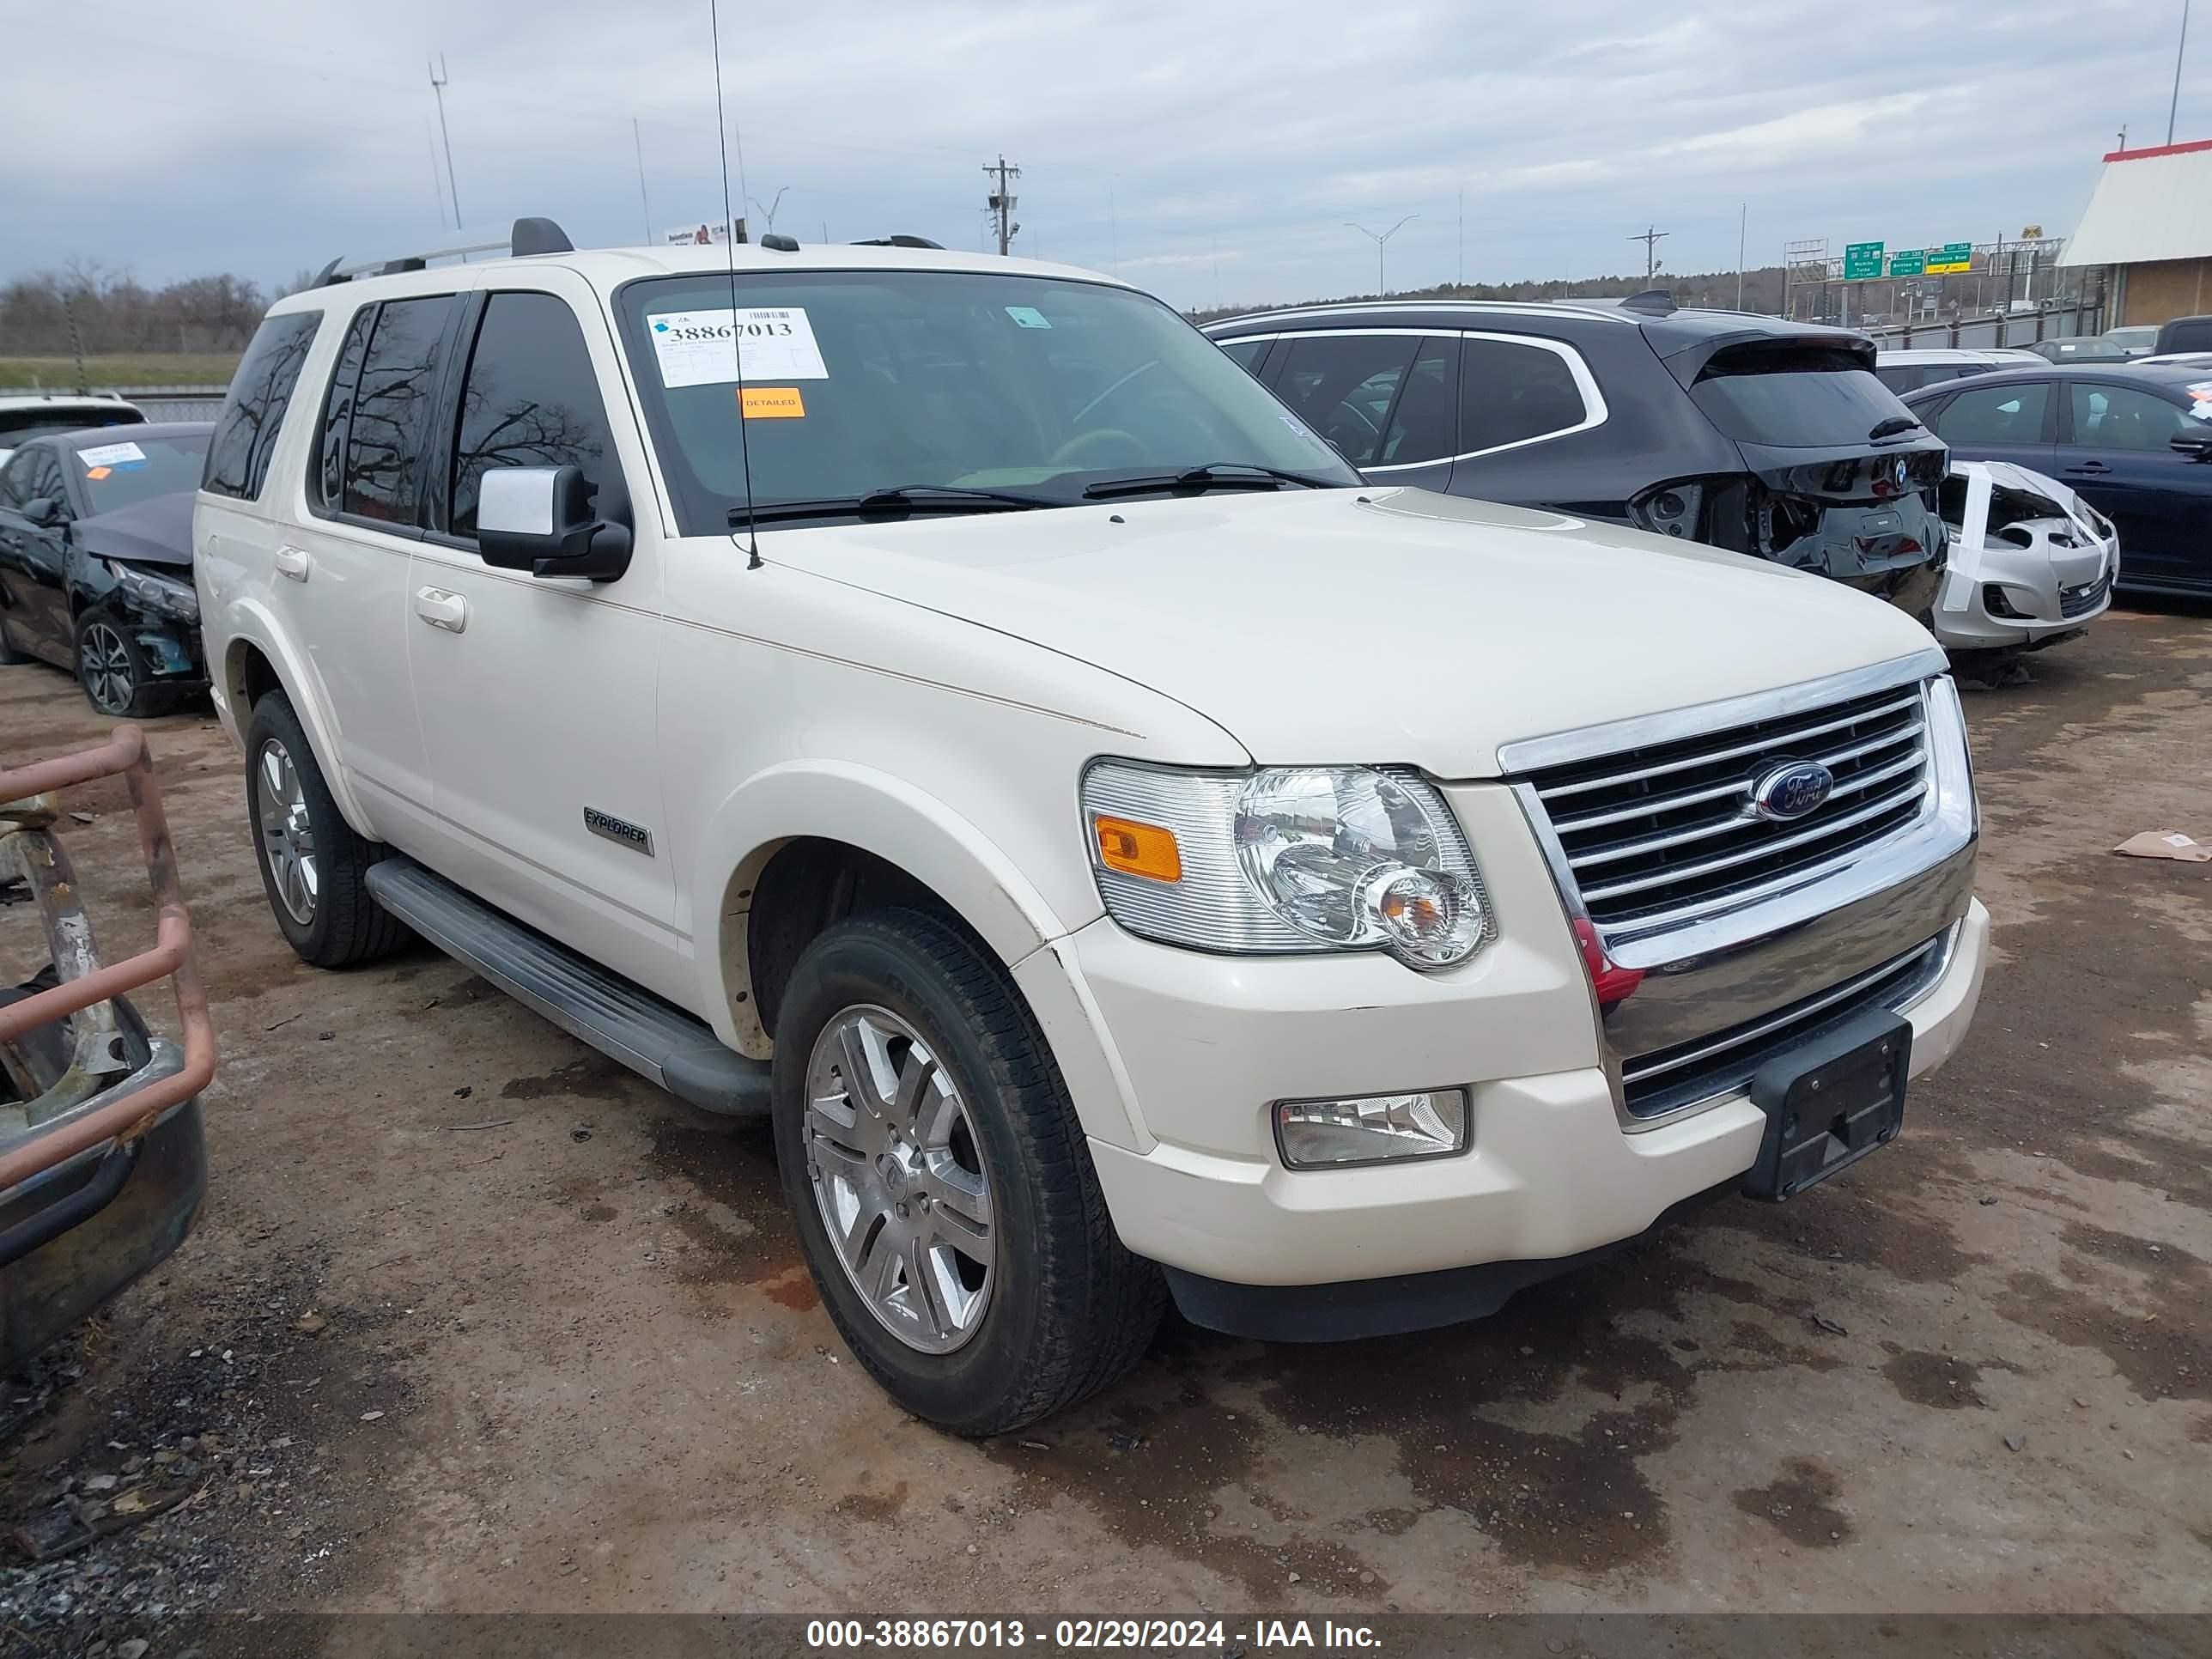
top-left (1346, 215), bottom-right (1419, 298)
top-left (2170, 0), bottom-right (2192, 146)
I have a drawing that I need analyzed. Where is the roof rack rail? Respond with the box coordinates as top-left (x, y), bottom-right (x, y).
top-left (849, 234), bottom-right (945, 249)
top-left (313, 217), bottom-right (575, 288)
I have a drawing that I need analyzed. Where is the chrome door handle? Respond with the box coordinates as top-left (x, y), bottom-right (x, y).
top-left (413, 586), bottom-right (467, 633)
top-left (274, 545), bottom-right (311, 581)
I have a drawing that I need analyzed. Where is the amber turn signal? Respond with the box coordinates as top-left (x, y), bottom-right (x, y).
top-left (1093, 815), bottom-right (1182, 883)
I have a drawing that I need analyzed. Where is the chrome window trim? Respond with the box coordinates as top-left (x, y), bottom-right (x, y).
top-left (1206, 300), bottom-right (1644, 331)
top-left (1496, 649), bottom-right (1948, 775)
top-left (1228, 327), bottom-right (1609, 471)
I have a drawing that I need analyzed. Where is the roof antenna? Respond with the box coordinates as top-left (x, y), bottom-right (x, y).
top-left (708, 0), bottom-right (762, 569)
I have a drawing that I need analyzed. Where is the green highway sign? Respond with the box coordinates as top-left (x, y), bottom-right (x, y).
top-left (1888, 249), bottom-right (1926, 276)
top-left (1927, 241), bottom-right (1974, 274)
top-left (1843, 241), bottom-right (1885, 281)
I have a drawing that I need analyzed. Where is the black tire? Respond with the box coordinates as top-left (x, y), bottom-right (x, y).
top-left (771, 908), bottom-right (1164, 1435)
top-left (244, 690), bottom-right (411, 968)
top-left (0, 615), bottom-right (26, 666)
top-left (73, 608), bottom-right (180, 719)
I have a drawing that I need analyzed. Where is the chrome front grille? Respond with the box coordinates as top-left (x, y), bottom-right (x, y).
top-left (2060, 571), bottom-right (2111, 618)
top-left (1619, 931), bottom-right (1953, 1119)
top-left (1519, 681), bottom-right (1934, 934)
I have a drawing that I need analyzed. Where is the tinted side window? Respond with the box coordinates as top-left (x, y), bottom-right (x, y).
top-left (448, 292), bottom-right (619, 538)
top-left (1460, 337), bottom-right (1590, 453)
top-left (1376, 337), bottom-right (1458, 465)
top-left (2069, 382), bottom-right (2191, 452)
top-left (1273, 334), bottom-right (1422, 466)
top-left (317, 307), bottom-right (374, 509)
top-left (343, 295), bottom-right (459, 525)
top-left (1932, 381), bottom-right (2048, 445)
top-left (0, 449), bottom-right (35, 507)
top-left (1217, 337), bottom-right (1267, 375)
top-left (204, 312), bottom-right (321, 501)
top-left (23, 451), bottom-right (70, 517)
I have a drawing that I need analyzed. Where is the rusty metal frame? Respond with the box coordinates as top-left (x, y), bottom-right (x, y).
top-left (0, 726), bottom-right (216, 1191)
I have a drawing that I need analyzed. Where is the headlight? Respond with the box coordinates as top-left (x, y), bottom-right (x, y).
top-left (108, 561), bottom-right (198, 621)
top-left (1081, 761), bottom-right (1492, 969)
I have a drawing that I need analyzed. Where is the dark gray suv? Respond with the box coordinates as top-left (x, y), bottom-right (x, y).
top-left (1204, 295), bottom-right (1950, 616)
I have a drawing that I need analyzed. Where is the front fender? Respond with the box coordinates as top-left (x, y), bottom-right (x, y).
top-left (216, 600), bottom-right (377, 839)
top-left (695, 757), bottom-right (1083, 993)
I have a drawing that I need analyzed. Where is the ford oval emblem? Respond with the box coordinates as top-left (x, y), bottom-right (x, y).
top-left (1748, 760), bottom-right (1834, 822)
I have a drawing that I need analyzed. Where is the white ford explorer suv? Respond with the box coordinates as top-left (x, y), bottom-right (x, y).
top-left (195, 219), bottom-right (1988, 1433)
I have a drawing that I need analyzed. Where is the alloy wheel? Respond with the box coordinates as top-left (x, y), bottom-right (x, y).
top-left (803, 1005), bottom-right (997, 1353)
top-left (79, 622), bottom-right (136, 714)
top-left (254, 738), bottom-right (319, 925)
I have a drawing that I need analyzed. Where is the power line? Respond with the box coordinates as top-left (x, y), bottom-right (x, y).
top-left (1629, 224), bottom-right (1668, 281)
top-left (985, 155), bottom-right (1021, 256)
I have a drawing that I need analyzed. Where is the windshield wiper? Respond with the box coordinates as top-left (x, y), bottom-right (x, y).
top-left (1079, 463), bottom-right (1343, 501)
top-left (732, 484), bottom-right (1062, 527)
top-left (1867, 415), bottom-right (1922, 441)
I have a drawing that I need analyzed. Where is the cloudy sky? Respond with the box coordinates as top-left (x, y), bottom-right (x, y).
top-left (8, 0), bottom-right (2202, 308)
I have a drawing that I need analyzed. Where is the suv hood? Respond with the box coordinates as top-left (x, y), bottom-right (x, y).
top-left (767, 488), bottom-right (1942, 777)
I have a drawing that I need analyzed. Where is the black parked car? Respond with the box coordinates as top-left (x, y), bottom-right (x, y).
top-left (1204, 295), bottom-right (1949, 615)
top-left (0, 422), bottom-right (212, 714)
top-left (1901, 364), bottom-right (2212, 597)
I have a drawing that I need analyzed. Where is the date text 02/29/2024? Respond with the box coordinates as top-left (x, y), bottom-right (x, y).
top-left (805, 1618), bottom-right (1384, 1650)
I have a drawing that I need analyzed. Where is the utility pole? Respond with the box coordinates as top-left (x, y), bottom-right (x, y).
top-left (632, 118), bottom-right (653, 245)
top-left (1629, 224), bottom-right (1668, 282)
top-left (1456, 188), bottom-right (1464, 293)
top-left (428, 56), bottom-right (460, 228)
top-left (1346, 215), bottom-right (1418, 297)
top-left (1735, 204), bottom-right (1747, 309)
top-left (984, 155), bottom-right (1021, 255)
top-left (2170, 0), bottom-right (2192, 145)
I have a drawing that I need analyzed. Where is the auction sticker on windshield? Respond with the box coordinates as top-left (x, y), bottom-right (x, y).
top-left (647, 307), bottom-right (828, 387)
top-left (78, 441), bottom-right (148, 470)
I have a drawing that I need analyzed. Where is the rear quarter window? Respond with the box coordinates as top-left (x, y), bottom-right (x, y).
top-left (204, 312), bottom-right (322, 501)
top-left (1688, 343), bottom-right (1917, 448)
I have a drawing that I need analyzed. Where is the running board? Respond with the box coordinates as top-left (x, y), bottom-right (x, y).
top-left (363, 859), bottom-right (770, 1117)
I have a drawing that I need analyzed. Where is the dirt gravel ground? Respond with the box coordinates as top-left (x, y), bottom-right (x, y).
top-left (1, 605), bottom-right (2209, 1644)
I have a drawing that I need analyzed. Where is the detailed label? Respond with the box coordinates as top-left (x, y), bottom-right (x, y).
top-left (647, 307), bottom-right (828, 386)
top-left (741, 386), bottom-right (806, 419)
top-left (77, 440), bottom-right (148, 469)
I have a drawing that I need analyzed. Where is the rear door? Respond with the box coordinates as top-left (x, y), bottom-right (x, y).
top-left (289, 289), bottom-right (469, 839)
top-left (1263, 331), bottom-right (1461, 490)
top-left (2057, 380), bottom-right (2212, 590)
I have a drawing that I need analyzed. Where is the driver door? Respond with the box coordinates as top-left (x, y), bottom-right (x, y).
top-left (0, 446), bottom-right (76, 667)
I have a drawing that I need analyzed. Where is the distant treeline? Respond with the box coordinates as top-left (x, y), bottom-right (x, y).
top-left (1189, 265), bottom-right (1794, 324)
top-left (0, 266), bottom-right (296, 358)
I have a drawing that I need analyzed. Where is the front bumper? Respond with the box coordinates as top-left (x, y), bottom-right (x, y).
top-left (1932, 521), bottom-right (2117, 653)
top-left (1080, 898), bottom-right (1984, 1310)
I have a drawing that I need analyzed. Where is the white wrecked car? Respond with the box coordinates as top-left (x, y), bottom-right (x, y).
top-left (1933, 461), bottom-right (2118, 659)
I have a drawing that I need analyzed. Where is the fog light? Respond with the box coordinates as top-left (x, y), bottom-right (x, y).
top-left (1273, 1089), bottom-right (1468, 1169)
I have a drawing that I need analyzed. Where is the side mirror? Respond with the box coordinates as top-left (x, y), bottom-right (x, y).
top-left (21, 497), bottom-right (61, 528)
top-left (476, 465), bottom-right (632, 580)
top-left (2170, 433), bottom-right (2212, 460)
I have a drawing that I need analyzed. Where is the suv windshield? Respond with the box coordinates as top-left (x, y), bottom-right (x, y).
top-left (616, 270), bottom-right (1358, 532)
top-left (1689, 343), bottom-right (1923, 449)
top-left (73, 430), bottom-right (211, 514)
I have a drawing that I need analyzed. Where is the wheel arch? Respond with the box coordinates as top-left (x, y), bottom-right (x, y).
top-left (219, 609), bottom-right (378, 836)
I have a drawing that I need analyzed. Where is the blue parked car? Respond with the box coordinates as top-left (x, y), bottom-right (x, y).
top-left (1903, 363), bottom-right (2212, 598)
